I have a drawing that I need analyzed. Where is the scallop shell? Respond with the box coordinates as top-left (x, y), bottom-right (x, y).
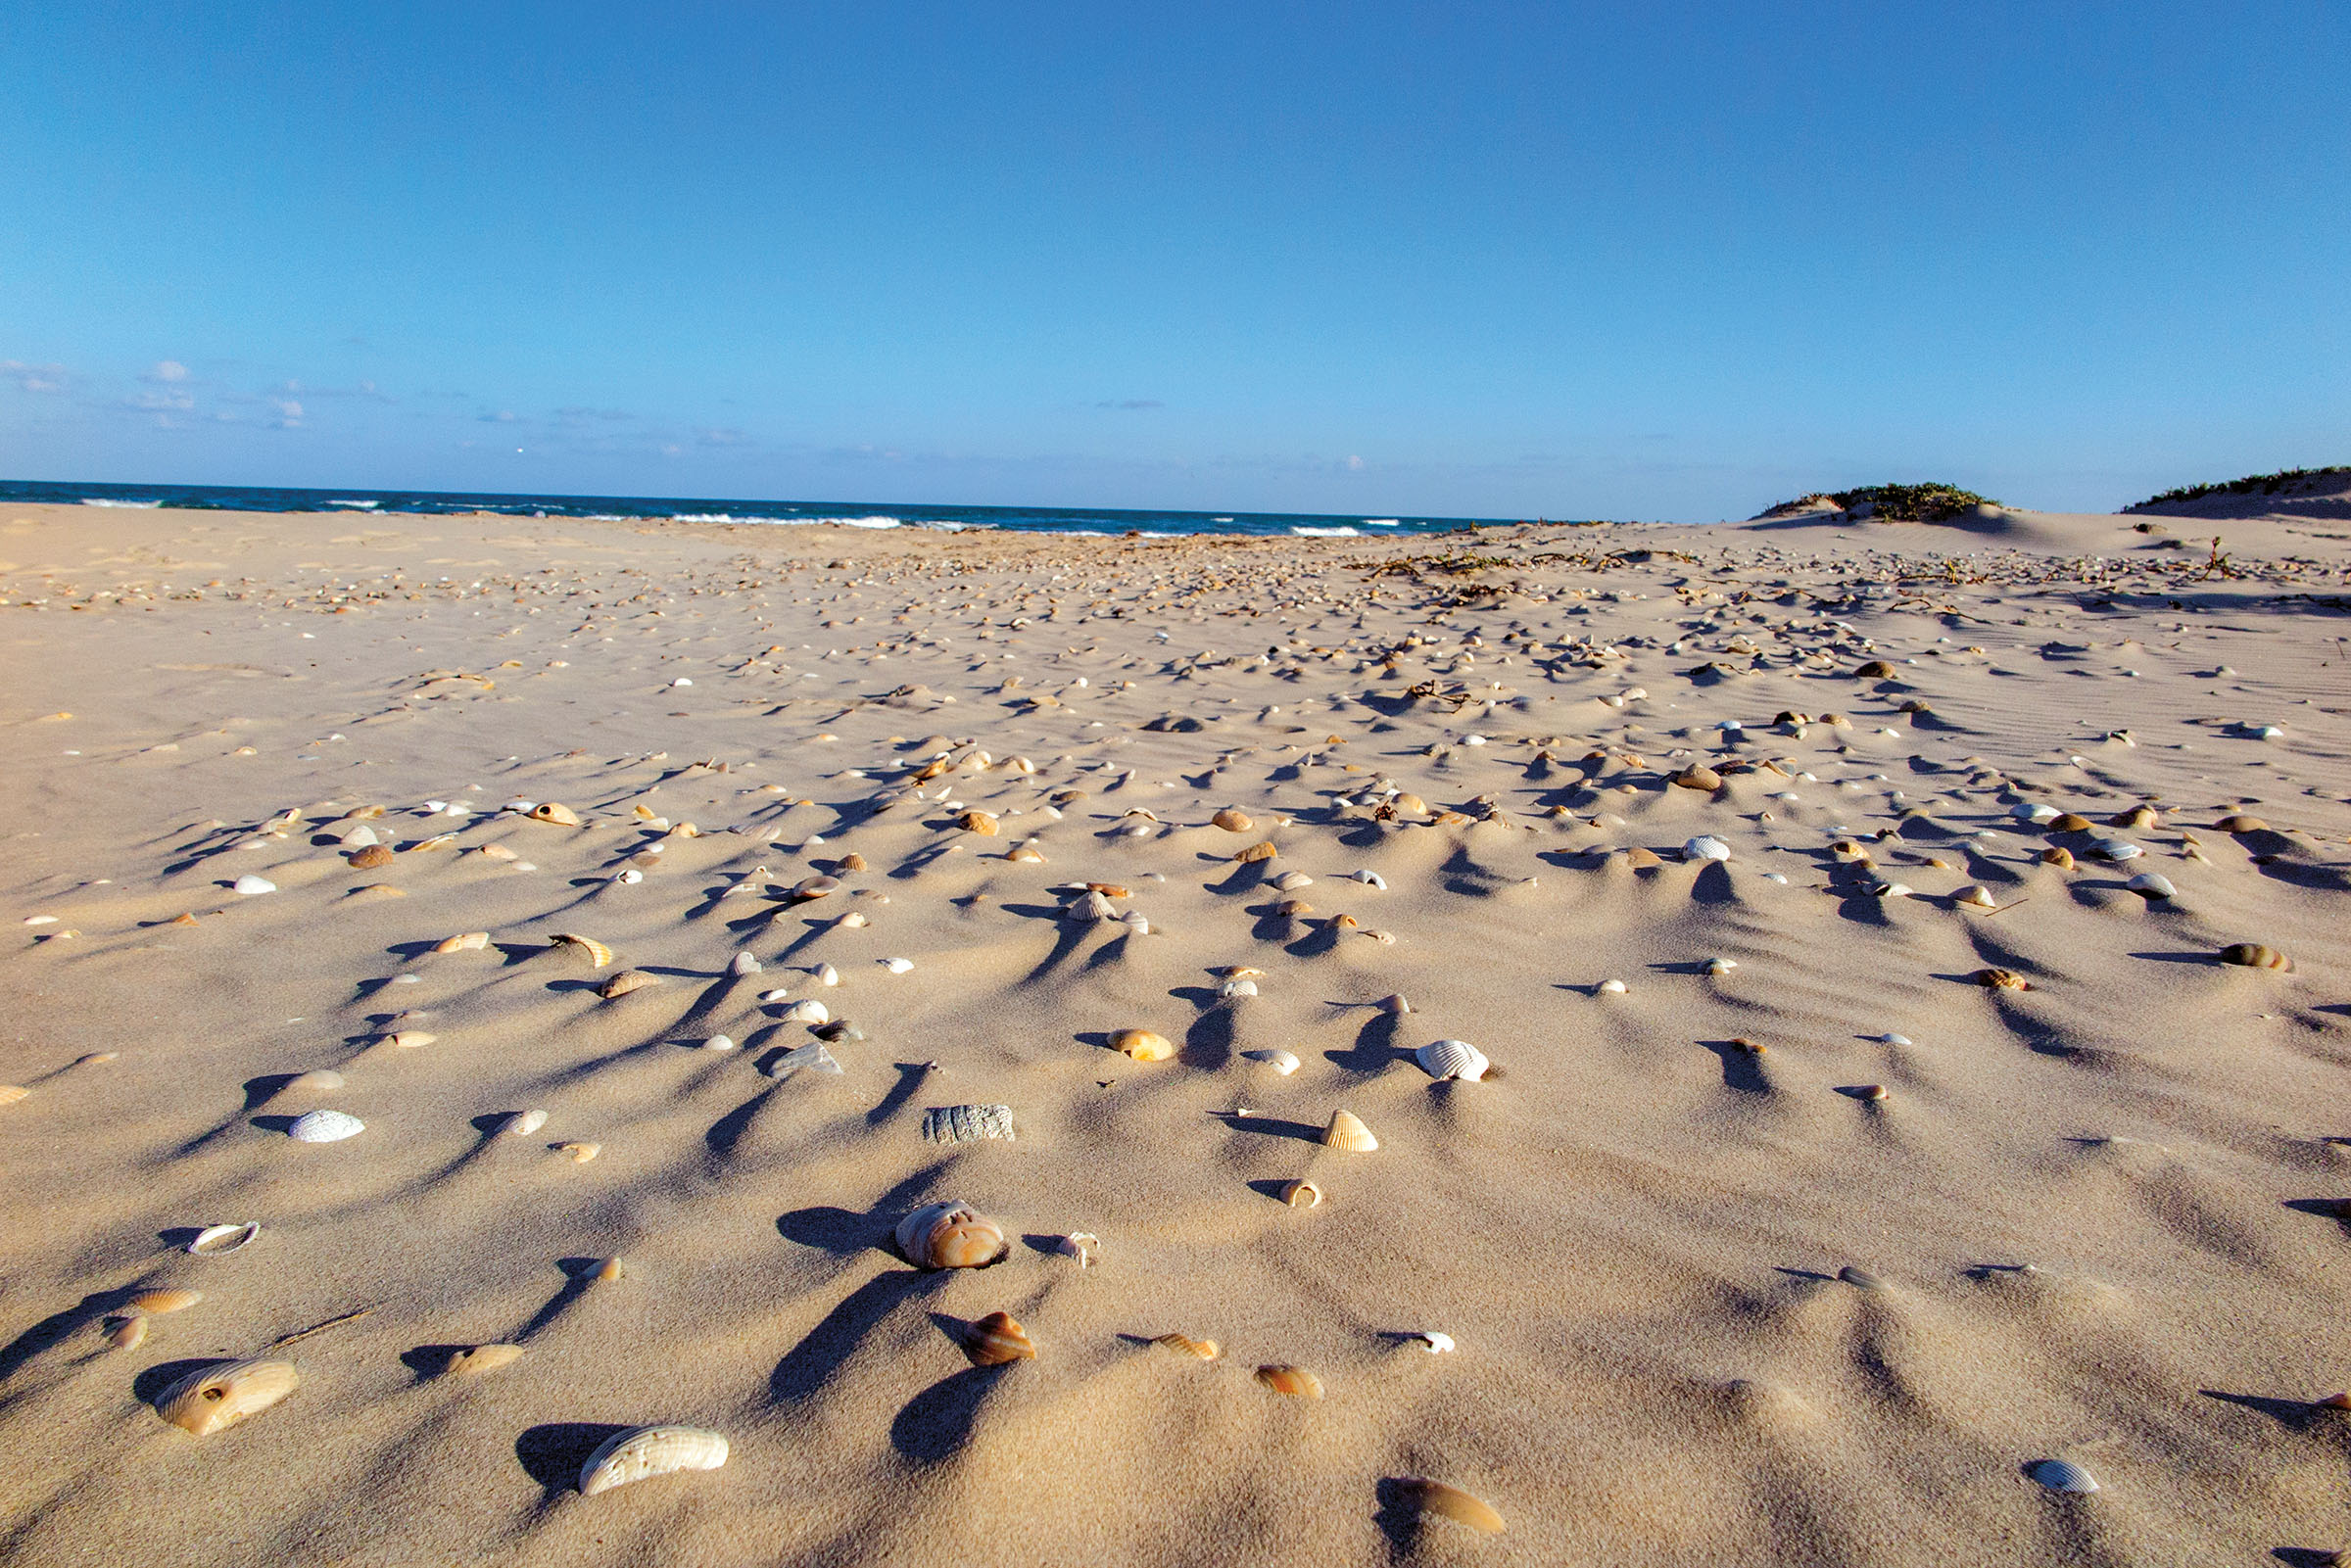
top-left (155, 1359), bottom-right (299, 1435)
top-left (895, 1202), bottom-right (1009, 1268)
top-left (599, 970), bottom-right (660, 999)
top-left (1111, 1028), bottom-right (1176, 1062)
top-left (960, 1310), bottom-right (1035, 1366)
top-left (1234, 840), bottom-right (1278, 863)
top-left (129, 1288), bottom-right (202, 1315)
top-left (552, 933), bottom-right (612, 968)
top-left (577, 1425), bottom-right (729, 1496)
top-left (527, 802), bottom-right (581, 827)
top-left (1154, 1332), bottom-right (1220, 1359)
top-left (1212, 808), bottom-right (1253, 832)
top-left (435, 930), bottom-right (491, 953)
top-left (443, 1343), bottom-right (524, 1376)
top-left (958, 810), bottom-right (998, 835)
top-left (2025, 1457), bottom-right (2098, 1494)
top-left (1415, 1039), bottom-right (1490, 1081)
top-left (1255, 1364), bottom-right (1324, 1399)
top-left (288, 1109), bottom-right (364, 1143)
top-left (1280, 1178), bottom-right (1322, 1208)
top-left (1242, 1049), bottom-right (1300, 1074)
top-left (921, 1103), bottom-right (1016, 1144)
top-left (2222, 943), bottom-right (2292, 971)
top-left (1322, 1110), bottom-right (1378, 1152)
top-left (188, 1222), bottom-right (260, 1256)
top-left (1395, 1477), bottom-right (1506, 1534)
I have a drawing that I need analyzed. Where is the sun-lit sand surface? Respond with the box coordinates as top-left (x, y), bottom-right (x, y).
top-left (2, 499), bottom-right (2348, 1566)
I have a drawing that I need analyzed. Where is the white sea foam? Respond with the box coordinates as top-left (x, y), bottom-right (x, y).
top-left (81, 498), bottom-right (162, 508)
top-left (323, 499), bottom-right (380, 508)
top-left (670, 512), bottom-right (744, 522)
top-left (1293, 525), bottom-right (1359, 537)
top-left (1212, 516), bottom-right (1234, 522)
top-left (1363, 518), bottom-right (1401, 526)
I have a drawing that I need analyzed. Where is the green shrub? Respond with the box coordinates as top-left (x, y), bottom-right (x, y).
top-left (2129, 465), bottom-right (2348, 509)
top-left (1758, 483), bottom-right (1996, 522)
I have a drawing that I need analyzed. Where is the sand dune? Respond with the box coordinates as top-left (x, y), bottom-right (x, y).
top-left (2, 501), bottom-right (2348, 1566)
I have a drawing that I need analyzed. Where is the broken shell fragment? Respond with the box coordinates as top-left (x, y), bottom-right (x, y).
top-left (2222, 943), bottom-right (2292, 971)
top-left (551, 933), bottom-right (613, 968)
top-left (1415, 1039), bottom-right (1490, 1081)
top-left (1255, 1364), bottom-right (1324, 1399)
top-left (921, 1103), bottom-right (1016, 1144)
top-left (599, 970), bottom-right (660, 999)
top-left (1322, 1110), bottom-right (1378, 1152)
top-left (1279, 1178), bottom-right (1323, 1209)
top-left (109, 1315), bottom-right (148, 1351)
top-left (1242, 1048), bottom-right (1300, 1074)
top-left (443, 1344), bottom-right (524, 1377)
top-left (1413, 1331), bottom-right (1457, 1354)
top-left (960, 1310), bottom-right (1036, 1366)
top-left (577, 1425), bottom-right (729, 1496)
top-left (188, 1222), bottom-right (261, 1256)
top-left (1395, 1478), bottom-right (1505, 1534)
top-left (1954, 885), bottom-right (1997, 909)
top-left (556, 1142), bottom-right (601, 1163)
top-left (155, 1359), bottom-right (299, 1435)
top-left (895, 1202), bottom-right (1009, 1268)
top-left (348, 845), bottom-right (396, 869)
top-left (1155, 1332), bottom-right (1220, 1359)
top-left (232, 875), bottom-right (276, 896)
top-left (1056, 1232), bottom-right (1097, 1267)
top-left (1111, 1028), bottom-right (1176, 1062)
top-left (435, 931), bottom-right (490, 953)
top-left (526, 802), bottom-right (581, 827)
top-left (1234, 840), bottom-right (1277, 863)
top-left (287, 1109), bottom-right (364, 1143)
top-left (957, 810), bottom-right (999, 835)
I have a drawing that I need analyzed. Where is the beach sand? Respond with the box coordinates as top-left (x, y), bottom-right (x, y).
top-left (2, 499), bottom-right (2348, 1566)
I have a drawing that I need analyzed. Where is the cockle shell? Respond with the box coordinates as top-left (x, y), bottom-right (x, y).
top-left (2222, 943), bottom-right (2292, 971)
top-left (1683, 834), bottom-right (1731, 863)
top-left (577, 1425), bottom-right (729, 1496)
top-left (188, 1222), bottom-right (261, 1256)
top-left (1220, 977), bottom-right (1259, 999)
top-left (527, 802), bottom-right (581, 826)
top-left (600, 970), bottom-right (659, 999)
top-left (960, 1310), bottom-right (1035, 1366)
top-left (1395, 1478), bottom-right (1505, 1534)
top-left (155, 1359), bottom-right (299, 1435)
top-left (2025, 1457), bottom-right (2098, 1494)
top-left (1243, 1049), bottom-right (1300, 1074)
top-left (1255, 1364), bottom-right (1324, 1399)
top-left (1322, 1111), bottom-right (1378, 1152)
top-left (435, 931), bottom-right (490, 953)
top-left (1212, 808), bottom-right (1253, 832)
top-left (443, 1343), bottom-right (524, 1376)
top-left (895, 1202), bottom-right (1009, 1268)
top-left (1112, 1029), bottom-right (1176, 1062)
top-left (921, 1103), bottom-right (1016, 1144)
top-left (129, 1289), bottom-right (202, 1315)
top-left (1415, 1039), bottom-right (1490, 1081)
top-left (1280, 1178), bottom-right (1323, 1208)
top-left (1065, 889), bottom-right (1118, 923)
top-left (1155, 1332), bottom-right (1220, 1359)
top-left (288, 1110), bottom-right (364, 1143)
top-left (552, 933), bottom-right (612, 968)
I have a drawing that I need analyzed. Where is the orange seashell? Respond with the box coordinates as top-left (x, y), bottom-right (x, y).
top-left (528, 802), bottom-right (582, 826)
top-left (1256, 1364), bottom-right (1324, 1399)
top-left (128, 1289), bottom-right (202, 1315)
top-left (155, 1359), bottom-right (298, 1435)
top-left (108, 1315), bottom-right (148, 1351)
top-left (2039, 845), bottom-right (2075, 869)
top-left (1155, 1333), bottom-right (1220, 1359)
top-left (1234, 840), bottom-right (1277, 863)
top-left (1213, 808), bottom-right (1254, 832)
top-left (435, 931), bottom-right (490, 953)
top-left (840, 852), bottom-right (869, 873)
top-left (960, 1310), bottom-right (1035, 1366)
top-left (552, 932), bottom-right (613, 968)
top-left (895, 1202), bottom-right (1008, 1269)
top-left (1394, 1477), bottom-right (1506, 1534)
top-left (1111, 1028), bottom-right (1176, 1063)
top-left (347, 844), bottom-right (395, 869)
top-left (958, 810), bottom-right (998, 836)
top-left (2050, 813), bottom-right (2092, 832)
top-left (2221, 942), bottom-right (2292, 971)
top-left (1972, 968), bottom-right (2031, 991)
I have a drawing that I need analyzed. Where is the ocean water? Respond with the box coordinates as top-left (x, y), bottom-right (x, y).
top-left (0, 479), bottom-right (1536, 539)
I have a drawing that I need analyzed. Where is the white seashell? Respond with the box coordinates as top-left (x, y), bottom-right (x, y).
top-left (504, 1109), bottom-right (548, 1136)
top-left (881, 957), bottom-right (914, 974)
top-left (1242, 1049), bottom-right (1300, 1075)
top-left (1415, 1039), bottom-right (1490, 1081)
top-left (1377, 993), bottom-right (1412, 1015)
top-left (2026, 1457), bottom-right (2098, 1494)
top-left (1954, 884), bottom-right (1997, 909)
top-left (1271, 871), bottom-right (1313, 891)
top-left (338, 825), bottom-right (378, 847)
top-left (1682, 835), bottom-right (1731, 863)
top-left (763, 1042), bottom-right (841, 1079)
top-left (2011, 802), bottom-right (2059, 823)
top-left (2127, 872), bottom-right (2176, 899)
top-left (287, 1110), bottom-right (363, 1143)
top-left (1598, 978), bottom-right (1627, 994)
top-left (702, 1034), bottom-right (737, 1052)
top-left (1872, 881), bottom-right (1913, 899)
top-left (188, 1222), bottom-right (261, 1255)
top-left (729, 952), bottom-right (761, 976)
top-left (2088, 837), bottom-right (2143, 861)
top-left (1057, 1233), bottom-right (1098, 1268)
top-left (1414, 1331), bottom-right (1457, 1354)
top-left (814, 963), bottom-right (840, 986)
top-left (779, 999), bottom-right (829, 1024)
top-left (233, 876), bottom-right (277, 895)
top-left (1121, 911), bottom-right (1151, 935)
top-left (840, 911), bottom-right (870, 927)
top-left (1704, 957), bottom-right (1737, 974)
top-left (670, 677), bottom-right (694, 687)
top-left (1878, 1032), bottom-right (1912, 1046)
top-left (1220, 977), bottom-right (1259, 999)
top-left (1349, 870), bottom-right (1388, 889)
top-left (577, 1425), bottom-right (729, 1496)
top-left (1065, 889), bottom-right (1118, 923)
top-left (758, 987), bottom-right (792, 1002)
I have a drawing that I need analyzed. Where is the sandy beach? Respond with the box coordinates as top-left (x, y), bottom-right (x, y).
top-left (3, 499), bottom-right (2349, 1567)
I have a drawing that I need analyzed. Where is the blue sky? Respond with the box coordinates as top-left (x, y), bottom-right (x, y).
top-left (2, 2), bottom-right (2343, 520)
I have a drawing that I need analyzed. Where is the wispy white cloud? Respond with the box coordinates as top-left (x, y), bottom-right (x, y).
top-left (145, 359), bottom-right (190, 383)
top-left (696, 426), bottom-right (752, 448)
top-left (273, 399), bottom-right (304, 428)
top-left (2, 358), bottom-right (69, 393)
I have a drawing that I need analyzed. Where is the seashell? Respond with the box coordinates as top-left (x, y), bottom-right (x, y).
top-left (1852, 1084), bottom-right (1890, 1103)
top-left (552, 933), bottom-right (613, 968)
top-left (188, 1222), bottom-right (261, 1256)
top-left (958, 810), bottom-right (999, 835)
top-left (1877, 1032), bottom-right (1912, 1047)
top-left (556, 1141), bottom-right (600, 1163)
top-left (1855, 658), bottom-right (1895, 679)
top-left (1394, 1477), bottom-right (1505, 1534)
top-left (730, 951), bottom-right (761, 976)
top-left (1154, 1332), bottom-right (1220, 1359)
top-left (338, 825), bottom-right (379, 847)
top-left (504, 1109), bottom-right (548, 1137)
top-left (1243, 1048), bottom-right (1300, 1074)
top-left (1392, 792), bottom-right (1427, 816)
top-left (895, 1202), bottom-right (1009, 1268)
top-left (435, 931), bottom-right (491, 953)
top-left (388, 1030), bottom-right (436, 1048)
top-left (1056, 1232), bottom-right (1097, 1267)
top-left (1007, 843), bottom-right (1046, 864)
top-left (0, 1085), bottom-right (29, 1105)
top-left (1682, 834), bottom-right (1730, 863)
top-left (1671, 764), bottom-right (1722, 791)
top-left (840, 852), bottom-right (869, 873)
top-left (2221, 942), bottom-right (2292, 972)
top-left (1213, 808), bottom-right (1254, 832)
top-left (1415, 1039), bottom-right (1490, 1081)
top-left (2112, 805), bottom-right (2158, 829)
top-left (527, 802), bottom-right (581, 826)
top-left (814, 962), bottom-right (840, 986)
top-left (1271, 870), bottom-right (1314, 891)
top-left (1597, 977), bottom-right (1627, 994)
top-left (789, 875), bottom-right (840, 901)
top-left (2025, 1457), bottom-right (2098, 1495)
top-left (2011, 802), bottom-right (2059, 823)
top-left (129, 1288), bottom-right (202, 1315)
top-left (109, 1315), bottom-right (148, 1351)
top-left (813, 1020), bottom-right (864, 1044)
top-left (1621, 846), bottom-right (1663, 870)
top-left (1234, 840), bottom-right (1277, 863)
top-left (408, 832), bottom-right (459, 852)
top-left (1377, 992), bottom-right (1412, 1014)
top-left (921, 1103), bottom-right (1016, 1144)
top-left (779, 999), bottom-right (830, 1024)
top-left (2087, 837), bottom-right (2142, 861)
top-left (285, 1069), bottom-right (343, 1093)
top-left (1322, 1110), bottom-right (1378, 1152)
top-left (1255, 1364), bottom-right (1324, 1399)
top-left (592, 1257), bottom-right (625, 1282)
top-left (288, 1110), bottom-right (364, 1142)
top-left (577, 1425), bottom-right (729, 1496)
top-left (233, 875), bottom-right (277, 896)
top-left (155, 1359), bottom-right (299, 1435)
top-left (478, 842), bottom-right (517, 861)
top-left (1412, 1332), bottom-right (1456, 1354)
top-left (1220, 977), bottom-right (1259, 999)
top-left (1704, 956), bottom-right (1737, 974)
top-left (960, 1309), bottom-right (1036, 1366)
top-left (1350, 870), bottom-right (1388, 889)
top-left (1838, 1264), bottom-right (1887, 1290)
top-left (1112, 1028), bottom-right (1176, 1062)
top-left (2127, 873), bottom-right (2176, 899)
top-left (839, 912), bottom-right (870, 928)
top-left (1272, 898), bottom-right (1314, 917)
top-left (1972, 968), bottom-right (2031, 991)
top-left (1279, 1178), bottom-right (1322, 1208)
top-left (881, 956), bottom-right (914, 974)
top-left (2050, 813), bottom-right (2092, 832)
top-left (1955, 884), bottom-right (1997, 909)
top-left (1065, 889), bottom-right (1118, 924)
top-left (2216, 814), bottom-right (2269, 832)
top-left (2040, 845), bottom-right (2075, 869)
top-left (600, 970), bottom-right (660, 999)
top-left (443, 1343), bottom-right (523, 1377)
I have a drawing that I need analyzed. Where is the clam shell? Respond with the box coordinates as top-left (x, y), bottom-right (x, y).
top-left (2025, 1457), bottom-right (2098, 1494)
top-left (895, 1202), bottom-right (1009, 1268)
top-left (779, 999), bottom-right (830, 1024)
top-left (188, 1222), bottom-right (260, 1256)
top-left (1154, 1332), bottom-right (1219, 1359)
top-left (1219, 978), bottom-right (1259, 999)
top-left (2222, 942), bottom-right (2292, 971)
top-left (960, 1310), bottom-right (1035, 1366)
top-left (577, 1425), bottom-right (729, 1496)
top-left (1212, 808), bottom-right (1253, 832)
top-left (1242, 1049), bottom-right (1300, 1074)
top-left (1955, 885), bottom-right (1997, 909)
top-left (129, 1289), bottom-right (202, 1315)
top-left (727, 951), bottom-right (761, 976)
top-left (285, 1069), bottom-right (343, 1093)
top-left (1322, 1110), bottom-right (1378, 1152)
top-left (1280, 1178), bottom-right (1322, 1208)
top-left (921, 1103), bottom-right (1016, 1144)
top-left (599, 970), bottom-right (660, 999)
top-left (1271, 870), bottom-right (1313, 891)
top-left (155, 1359), bottom-right (298, 1435)
top-left (1234, 840), bottom-right (1277, 863)
top-left (1415, 1039), bottom-right (1490, 1081)
top-left (552, 933), bottom-right (613, 968)
top-left (527, 802), bottom-right (581, 826)
top-left (556, 1141), bottom-right (600, 1163)
top-left (288, 1109), bottom-right (364, 1143)
top-left (1255, 1364), bottom-right (1324, 1399)
top-left (2051, 813), bottom-right (2093, 832)
top-left (1377, 992), bottom-right (1412, 1014)
top-left (2127, 873), bottom-right (2176, 899)
top-left (2088, 837), bottom-right (2143, 861)
top-left (763, 1042), bottom-right (841, 1079)
top-left (2012, 802), bottom-right (2059, 823)
top-left (1671, 764), bottom-right (1722, 791)
top-left (1395, 1477), bottom-right (1505, 1534)
top-left (789, 875), bottom-right (839, 901)
top-left (504, 1109), bottom-right (549, 1137)
top-left (443, 1343), bottom-right (524, 1376)
top-left (2040, 845), bottom-right (2076, 869)
top-left (1007, 843), bottom-right (1046, 864)
top-left (435, 931), bottom-right (491, 953)
top-left (109, 1315), bottom-right (148, 1351)
top-left (388, 1030), bottom-right (435, 1048)
top-left (348, 844), bottom-right (396, 869)
top-left (1112, 1028), bottom-right (1176, 1062)
top-left (1597, 977), bottom-right (1627, 994)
